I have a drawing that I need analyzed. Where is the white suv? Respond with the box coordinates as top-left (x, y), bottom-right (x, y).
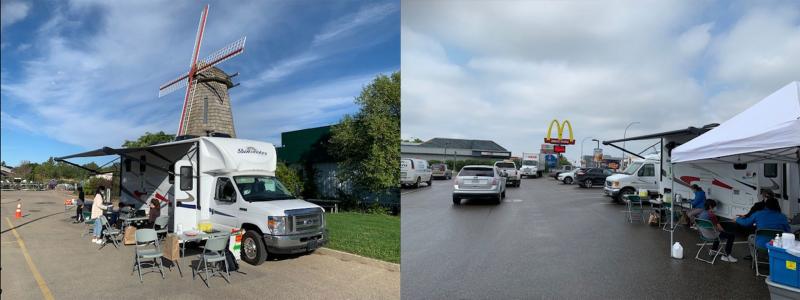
top-left (494, 161), bottom-right (521, 187)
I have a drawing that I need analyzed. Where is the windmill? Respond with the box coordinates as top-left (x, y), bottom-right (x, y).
top-left (158, 4), bottom-right (246, 138)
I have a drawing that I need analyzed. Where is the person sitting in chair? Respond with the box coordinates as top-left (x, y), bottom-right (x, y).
top-left (698, 199), bottom-right (737, 263)
top-left (737, 197), bottom-right (791, 260)
top-left (687, 184), bottom-right (706, 229)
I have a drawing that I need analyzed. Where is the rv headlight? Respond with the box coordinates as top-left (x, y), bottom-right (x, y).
top-left (267, 216), bottom-right (287, 235)
top-left (612, 181), bottom-right (620, 188)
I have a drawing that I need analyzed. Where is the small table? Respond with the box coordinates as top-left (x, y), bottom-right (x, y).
top-left (119, 215), bottom-right (149, 230)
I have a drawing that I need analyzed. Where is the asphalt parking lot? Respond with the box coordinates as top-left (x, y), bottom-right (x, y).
top-left (401, 176), bottom-right (769, 299)
top-left (1, 190), bottom-right (399, 300)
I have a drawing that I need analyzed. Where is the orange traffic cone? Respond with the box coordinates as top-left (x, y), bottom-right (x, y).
top-left (15, 203), bottom-right (22, 219)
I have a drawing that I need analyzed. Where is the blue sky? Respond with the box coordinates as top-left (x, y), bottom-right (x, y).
top-left (1, 0), bottom-right (399, 166)
top-left (402, 0), bottom-right (799, 162)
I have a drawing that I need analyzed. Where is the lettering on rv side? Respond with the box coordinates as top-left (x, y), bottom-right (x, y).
top-left (237, 146), bottom-right (269, 156)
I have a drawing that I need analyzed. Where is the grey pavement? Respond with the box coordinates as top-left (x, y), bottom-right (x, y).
top-left (1, 190), bottom-right (399, 300)
top-left (401, 176), bottom-right (770, 299)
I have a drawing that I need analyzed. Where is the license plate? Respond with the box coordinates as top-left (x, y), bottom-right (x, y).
top-left (468, 180), bottom-right (479, 184)
top-left (307, 238), bottom-right (318, 251)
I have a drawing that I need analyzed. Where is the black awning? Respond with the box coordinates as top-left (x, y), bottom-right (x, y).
top-left (602, 123), bottom-right (719, 145)
top-left (55, 140), bottom-right (194, 161)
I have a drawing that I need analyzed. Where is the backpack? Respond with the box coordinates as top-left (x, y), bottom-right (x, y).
top-left (225, 247), bottom-right (239, 272)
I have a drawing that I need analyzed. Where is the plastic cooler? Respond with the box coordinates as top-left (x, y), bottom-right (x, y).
top-left (766, 278), bottom-right (800, 300)
top-left (767, 244), bottom-right (800, 288)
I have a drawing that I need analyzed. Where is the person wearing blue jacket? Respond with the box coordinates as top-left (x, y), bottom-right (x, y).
top-left (736, 198), bottom-right (790, 258)
top-left (687, 184), bottom-right (706, 228)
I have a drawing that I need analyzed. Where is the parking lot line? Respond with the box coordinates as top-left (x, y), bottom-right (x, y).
top-left (4, 217), bottom-right (54, 300)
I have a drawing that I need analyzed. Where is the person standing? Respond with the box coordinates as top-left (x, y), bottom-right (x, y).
top-left (91, 186), bottom-right (108, 244)
top-left (687, 184), bottom-right (706, 228)
top-left (74, 186), bottom-right (85, 223)
top-left (147, 198), bottom-right (161, 227)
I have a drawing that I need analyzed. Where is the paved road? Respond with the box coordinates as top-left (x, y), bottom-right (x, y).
top-left (401, 177), bottom-right (769, 299)
top-left (1, 190), bottom-right (399, 299)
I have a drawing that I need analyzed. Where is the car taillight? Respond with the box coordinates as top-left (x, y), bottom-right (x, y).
top-left (492, 178), bottom-right (497, 185)
top-left (577, 171), bottom-right (585, 175)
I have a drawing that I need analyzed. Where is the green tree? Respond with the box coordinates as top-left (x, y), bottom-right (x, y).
top-left (329, 72), bottom-right (400, 193)
top-left (276, 162), bottom-right (303, 197)
top-left (122, 131), bottom-right (175, 148)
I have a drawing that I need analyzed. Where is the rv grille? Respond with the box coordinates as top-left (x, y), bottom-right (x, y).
top-left (286, 208), bottom-right (324, 234)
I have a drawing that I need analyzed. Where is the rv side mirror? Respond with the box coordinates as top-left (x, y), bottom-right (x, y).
top-left (139, 156), bottom-right (147, 173)
top-left (180, 166), bottom-right (193, 191)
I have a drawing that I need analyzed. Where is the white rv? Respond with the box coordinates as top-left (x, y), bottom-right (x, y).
top-left (58, 137), bottom-right (327, 265)
top-left (603, 125), bottom-right (799, 219)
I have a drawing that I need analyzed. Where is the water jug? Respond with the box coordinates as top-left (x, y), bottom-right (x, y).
top-left (672, 242), bottom-right (684, 259)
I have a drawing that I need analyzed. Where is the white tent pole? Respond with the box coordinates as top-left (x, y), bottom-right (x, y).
top-left (670, 161), bottom-right (674, 257)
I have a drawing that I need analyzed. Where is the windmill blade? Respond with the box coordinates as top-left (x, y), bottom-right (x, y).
top-left (196, 36), bottom-right (246, 74)
top-left (158, 73), bottom-right (190, 97)
top-left (190, 4), bottom-right (210, 68)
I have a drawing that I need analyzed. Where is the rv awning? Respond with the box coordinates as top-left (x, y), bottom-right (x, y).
top-left (672, 81), bottom-right (800, 164)
top-left (55, 140), bottom-right (194, 161)
top-left (602, 123), bottom-right (718, 144)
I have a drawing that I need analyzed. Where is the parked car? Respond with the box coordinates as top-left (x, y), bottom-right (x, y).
top-left (575, 168), bottom-right (613, 188)
top-left (452, 165), bottom-right (506, 205)
top-left (557, 168), bottom-right (584, 184)
top-left (549, 165), bottom-right (576, 179)
top-left (431, 163), bottom-right (453, 180)
top-left (401, 158), bottom-right (432, 188)
top-left (494, 160), bottom-right (521, 187)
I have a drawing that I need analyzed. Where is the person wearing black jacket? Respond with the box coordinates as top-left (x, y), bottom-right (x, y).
top-left (74, 186), bottom-right (85, 223)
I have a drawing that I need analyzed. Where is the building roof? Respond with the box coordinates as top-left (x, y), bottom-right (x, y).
top-left (419, 138), bottom-right (508, 152)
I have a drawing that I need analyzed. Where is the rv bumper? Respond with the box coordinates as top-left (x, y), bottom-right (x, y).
top-left (604, 187), bottom-right (620, 197)
top-left (263, 229), bottom-right (328, 254)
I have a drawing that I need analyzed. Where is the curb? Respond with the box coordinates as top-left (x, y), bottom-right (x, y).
top-left (314, 247), bottom-right (400, 272)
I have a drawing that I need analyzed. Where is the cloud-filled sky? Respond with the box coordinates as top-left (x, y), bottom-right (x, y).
top-left (1, 0), bottom-right (399, 166)
top-left (401, 0), bottom-right (800, 163)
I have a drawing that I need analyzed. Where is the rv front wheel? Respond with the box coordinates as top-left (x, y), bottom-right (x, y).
top-left (241, 230), bottom-right (267, 266)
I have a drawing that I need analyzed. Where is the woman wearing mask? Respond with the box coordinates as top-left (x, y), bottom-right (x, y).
top-left (90, 186), bottom-right (108, 244)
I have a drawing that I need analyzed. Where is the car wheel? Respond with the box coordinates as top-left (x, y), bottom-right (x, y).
top-left (241, 230), bottom-right (267, 265)
top-left (413, 177), bottom-right (420, 188)
top-left (495, 193), bottom-right (502, 204)
top-left (564, 177), bottom-right (573, 184)
top-left (517, 180), bottom-right (521, 187)
top-left (584, 179), bottom-right (593, 188)
top-left (501, 190), bottom-right (506, 198)
top-left (427, 177), bottom-right (432, 186)
top-left (452, 195), bottom-right (460, 205)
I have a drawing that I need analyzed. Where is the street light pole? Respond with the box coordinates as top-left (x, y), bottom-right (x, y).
top-left (580, 137), bottom-right (593, 168)
top-left (443, 142), bottom-right (448, 166)
top-left (591, 139), bottom-right (600, 168)
top-left (622, 121), bottom-right (640, 169)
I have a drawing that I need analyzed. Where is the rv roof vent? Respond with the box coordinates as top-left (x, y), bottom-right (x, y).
top-left (209, 132), bottom-right (231, 138)
top-left (175, 135), bottom-right (199, 141)
top-left (733, 163), bottom-right (747, 170)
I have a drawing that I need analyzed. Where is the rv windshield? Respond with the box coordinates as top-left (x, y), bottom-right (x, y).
top-left (233, 176), bottom-right (295, 201)
top-left (622, 162), bottom-right (643, 175)
top-left (522, 160), bottom-right (536, 166)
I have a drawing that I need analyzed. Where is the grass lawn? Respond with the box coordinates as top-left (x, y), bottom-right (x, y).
top-left (325, 212), bottom-right (400, 264)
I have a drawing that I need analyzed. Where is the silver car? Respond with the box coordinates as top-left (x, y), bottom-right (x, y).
top-left (452, 165), bottom-right (506, 205)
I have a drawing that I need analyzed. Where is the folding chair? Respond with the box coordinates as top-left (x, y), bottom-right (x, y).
top-left (694, 219), bottom-right (723, 264)
top-left (623, 195), bottom-right (645, 223)
top-left (81, 214), bottom-right (96, 238)
top-left (98, 215), bottom-right (122, 250)
top-left (194, 235), bottom-right (231, 288)
top-left (153, 216), bottom-right (169, 241)
top-left (753, 228), bottom-right (784, 277)
top-left (131, 228), bottom-right (165, 283)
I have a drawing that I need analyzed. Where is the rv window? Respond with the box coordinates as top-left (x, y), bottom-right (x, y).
top-left (638, 164), bottom-right (655, 177)
top-left (764, 163), bottom-right (778, 178)
top-left (215, 177), bottom-right (236, 202)
top-left (179, 166), bottom-right (192, 191)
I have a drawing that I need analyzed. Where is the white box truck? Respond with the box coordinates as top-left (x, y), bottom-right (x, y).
top-left (58, 137), bottom-right (327, 265)
top-left (521, 152), bottom-right (545, 178)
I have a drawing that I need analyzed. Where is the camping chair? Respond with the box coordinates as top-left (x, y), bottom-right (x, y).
top-left (623, 195), bottom-right (645, 223)
top-left (98, 215), bottom-right (122, 250)
top-left (131, 228), bottom-right (165, 283)
top-left (194, 235), bottom-right (231, 288)
top-left (753, 228), bottom-right (784, 277)
top-left (694, 219), bottom-right (723, 264)
top-left (153, 216), bottom-right (169, 241)
top-left (81, 211), bottom-right (95, 237)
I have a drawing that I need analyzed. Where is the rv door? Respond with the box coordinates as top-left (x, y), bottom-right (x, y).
top-left (173, 160), bottom-right (198, 231)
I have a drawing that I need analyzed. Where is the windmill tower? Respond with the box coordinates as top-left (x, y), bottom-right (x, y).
top-left (158, 4), bottom-right (246, 138)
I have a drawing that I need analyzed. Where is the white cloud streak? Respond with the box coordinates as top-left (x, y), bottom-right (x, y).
top-left (0, 0), bottom-right (31, 30)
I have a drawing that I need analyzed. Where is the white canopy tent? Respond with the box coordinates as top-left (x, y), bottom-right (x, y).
top-left (666, 81), bottom-right (800, 257)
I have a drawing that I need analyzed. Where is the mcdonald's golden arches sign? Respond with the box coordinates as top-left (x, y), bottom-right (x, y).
top-left (544, 119), bottom-right (575, 145)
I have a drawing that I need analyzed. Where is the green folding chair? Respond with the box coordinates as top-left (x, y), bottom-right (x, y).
top-left (623, 195), bottom-right (645, 223)
top-left (694, 218), bottom-right (723, 264)
top-left (194, 234), bottom-right (231, 288)
top-left (131, 228), bottom-right (165, 283)
top-left (753, 228), bottom-right (784, 277)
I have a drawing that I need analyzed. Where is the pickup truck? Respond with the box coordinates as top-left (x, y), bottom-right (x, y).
top-left (494, 161), bottom-right (521, 187)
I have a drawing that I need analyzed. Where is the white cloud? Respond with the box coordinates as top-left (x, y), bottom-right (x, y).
top-left (401, 1), bottom-right (800, 161)
top-left (312, 2), bottom-right (398, 46)
top-left (0, 0), bottom-right (31, 30)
